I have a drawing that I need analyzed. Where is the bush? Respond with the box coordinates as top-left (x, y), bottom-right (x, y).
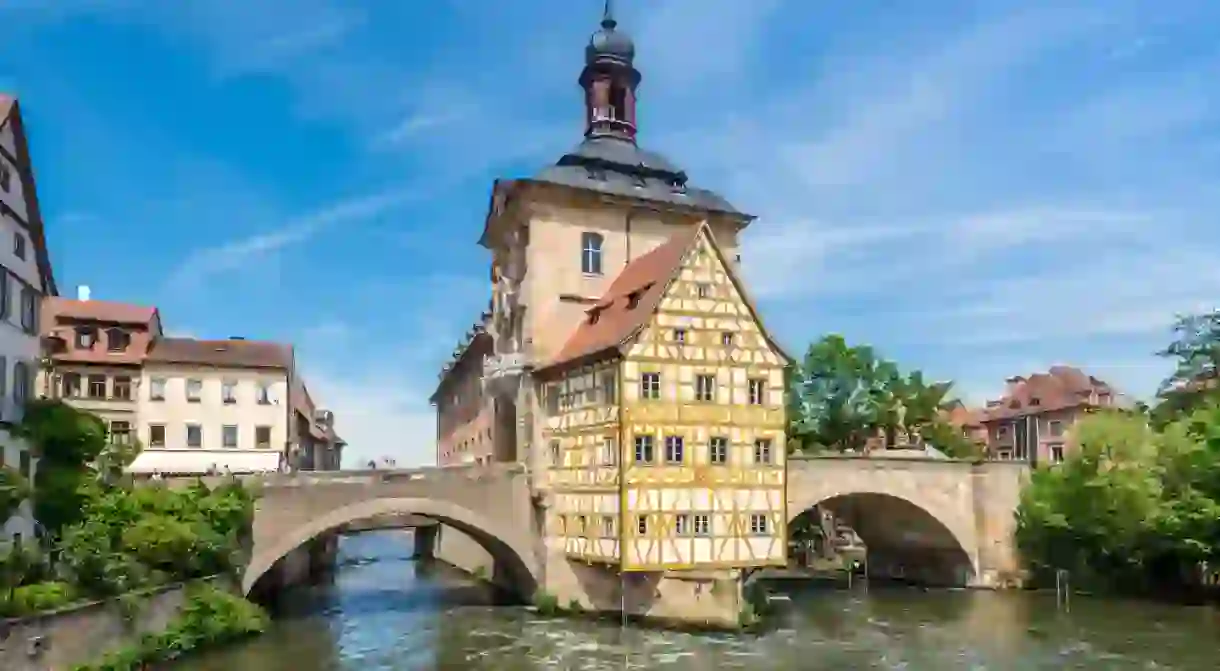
top-left (0, 581), bottom-right (79, 617)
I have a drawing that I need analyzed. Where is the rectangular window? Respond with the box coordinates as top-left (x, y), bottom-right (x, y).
top-left (148, 377), bottom-right (165, 401)
top-left (673, 328), bottom-right (686, 343)
top-left (222, 425), bottom-right (238, 448)
top-left (694, 514), bottom-right (710, 536)
top-left (754, 438), bottom-right (773, 464)
top-left (1051, 445), bottom-right (1065, 463)
top-left (636, 515), bottom-right (648, 535)
top-left (13, 232), bottom-right (25, 260)
top-left (60, 372), bottom-right (80, 397)
top-left (87, 374), bottom-right (106, 399)
top-left (675, 514), bottom-right (690, 535)
top-left (664, 435), bottom-right (684, 464)
top-left (640, 372), bottom-right (660, 400)
top-left (695, 374), bottom-right (715, 402)
top-left (748, 378), bottom-right (766, 406)
top-left (709, 436), bottom-right (728, 464)
top-left (721, 331), bottom-right (734, 347)
top-left (75, 327), bottom-right (95, 349)
top-left (256, 383), bottom-right (272, 405)
top-left (149, 424), bottom-right (166, 448)
top-left (581, 232), bottom-right (604, 275)
top-left (0, 272), bottom-right (9, 319)
top-left (550, 440), bottom-right (562, 466)
top-left (106, 328), bottom-right (129, 352)
top-left (634, 435), bottom-right (654, 464)
top-left (186, 424), bottom-right (202, 448)
top-left (222, 379), bottom-right (237, 404)
top-left (576, 515), bottom-right (588, 536)
top-left (545, 385), bottom-right (560, 415)
top-left (600, 372), bottom-right (617, 404)
top-left (749, 514), bottom-right (769, 535)
top-left (601, 516), bottom-right (615, 538)
top-left (109, 421), bottom-right (131, 445)
top-left (1049, 420), bottom-right (1064, 437)
top-left (601, 436), bottom-right (618, 466)
top-left (255, 426), bottom-right (272, 449)
top-left (696, 283), bottom-right (711, 299)
top-left (19, 286), bottom-right (35, 333)
top-left (186, 379), bottom-right (202, 403)
top-left (112, 376), bottom-right (132, 400)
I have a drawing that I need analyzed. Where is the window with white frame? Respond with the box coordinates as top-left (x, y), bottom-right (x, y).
top-left (580, 231), bottom-right (604, 275)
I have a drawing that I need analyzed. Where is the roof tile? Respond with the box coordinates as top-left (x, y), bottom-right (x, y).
top-left (145, 338), bottom-right (292, 369)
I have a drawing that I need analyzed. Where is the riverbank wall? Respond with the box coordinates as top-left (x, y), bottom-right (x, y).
top-left (0, 576), bottom-right (234, 671)
top-left (422, 525), bottom-right (519, 594)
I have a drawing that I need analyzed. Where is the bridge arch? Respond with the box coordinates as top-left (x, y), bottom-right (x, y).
top-left (243, 496), bottom-right (540, 598)
top-left (788, 487), bottom-right (980, 586)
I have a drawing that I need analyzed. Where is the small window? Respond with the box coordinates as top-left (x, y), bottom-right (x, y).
top-left (149, 424), bottom-right (166, 448)
top-left (149, 377), bottom-right (166, 401)
top-left (997, 426), bottom-right (1009, 438)
top-left (13, 361), bottom-right (30, 403)
top-left (87, 374), bottom-right (106, 399)
top-left (625, 291), bottom-right (641, 309)
top-left (601, 436), bottom-right (618, 465)
top-left (748, 378), bottom-right (766, 405)
top-left (634, 435), bottom-right (655, 463)
top-left (186, 424), bottom-right (202, 448)
top-left (673, 328), bottom-right (686, 343)
top-left (105, 328), bottom-right (129, 352)
top-left (754, 438), bottom-right (773, 464)
top-left (694, 514), bottom-right (710, 536)
top-left (550, 440), bottom-right (562, 466)
top-left (581, 231), bottom-right (604, 275)
top-left (0, 163), bottom-right (11, 192)
top-left (222, 425), bottom-right (238, 448)
top-left (576, 515), bottom-right (588, 536)
top-left (256, 383), bottom-right (272, 405)
top-left (12, 231), bottom-right (25, 260)
top-left (186, 379), bottom-right (202, 403)
top-left (1051, 445), bottom-right (1065, 463)
top-left (695, 374), bottom-right (715, 402)
top-left (721, 331), bottom-right (734, 347)
top-left (545, 385), bottom-right (560, 415)
top-left (109, 421), bottom-right (131, 445)
top-left (19, 286), bottom-right (35, 333)
top-left (600, 372), bottom-right (617, 403)
top-left (640, 372), bottom-right (660, 400)
top-left (696, 283), bottom-right (711, 299)
top-left (675, 514), bottom-right (691, 535)
top-left (636, 515), bottom-right (648, 535)
top-left (1030, 397), bottom-right (1041, 406)
top-left (112, 375), bottom-right (132, 400)
top-left (750, 514), bottom-right (769, 535)
top-left (664, 435), bottom-right (684, 464)
top-left (61, 372), bottom-right (81, 397)
top-left (75, 327), bottom-right (96, 349)
top-left (1049, 420), bottom-right (1064, 437)
top-left (222, 379), bottom-right (237, 404)
top-left (255, 426), bottom-right (272, 449)
top-left (601, 515), bottom-right (615, 537)
top-left (709, 436), bottom-right (728, 464)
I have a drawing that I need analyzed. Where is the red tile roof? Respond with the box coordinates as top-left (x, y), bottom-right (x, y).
top-left (44, 297), bottom-right (159, 326)
top-left (982, 365), bottom-right (1114, 421)
top-left (537, 223), bottom-right (789, 376)
top-left (145, 338), bottom-right (292, 369)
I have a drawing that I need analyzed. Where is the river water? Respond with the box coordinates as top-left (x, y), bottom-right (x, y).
top-left (179, 531), bottom-right (1220, 670)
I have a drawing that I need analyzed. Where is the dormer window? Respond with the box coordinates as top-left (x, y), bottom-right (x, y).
top-left (106, 327), bottom-right (130, 352)
top-left (581, 231), bottom-right (604, 275)
top-left (1030, 397), bottom-right (1041, 406)
top-left (588, 307), bottom-right (602, 325)
top-left (671, 180), bottom-right (687, 194)
top-left (76, 327), bottom-right (96, 349)
top-left (626, 291), bottom-right (641, 309)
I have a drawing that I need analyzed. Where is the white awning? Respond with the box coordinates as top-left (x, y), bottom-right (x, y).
top-left (127, 449), bottom-right (281, 475)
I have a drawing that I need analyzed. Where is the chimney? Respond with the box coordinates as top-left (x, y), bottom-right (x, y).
top-left (77, 285), bottom-right (91, 301)
top-left (1004, 375), bottom-right (1025, 396)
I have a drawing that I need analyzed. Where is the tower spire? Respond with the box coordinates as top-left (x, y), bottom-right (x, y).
top-left (602, 0), bottom-right (616, 29)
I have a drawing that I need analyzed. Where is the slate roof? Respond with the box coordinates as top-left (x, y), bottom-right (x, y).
top-left (533, 136), bottom-right (746, 216)
top-left (145, 337), bottom-right (292, 369)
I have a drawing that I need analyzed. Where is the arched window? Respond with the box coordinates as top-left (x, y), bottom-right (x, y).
top-left (581, 232), bottom-right (604, 276)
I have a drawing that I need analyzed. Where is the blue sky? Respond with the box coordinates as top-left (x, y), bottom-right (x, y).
top-left (2, 0), bottom-right (1218, 467)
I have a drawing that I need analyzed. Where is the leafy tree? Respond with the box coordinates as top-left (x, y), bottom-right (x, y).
top-left (0, 465), bottom-right (30, 522)
top-left (1153, 311), bottom-right (1220, 426)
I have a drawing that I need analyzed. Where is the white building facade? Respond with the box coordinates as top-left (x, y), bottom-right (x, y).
top-left (0, 96), bottom-right (57, 547)
top-left (131, 339), bottom-right (292, 475)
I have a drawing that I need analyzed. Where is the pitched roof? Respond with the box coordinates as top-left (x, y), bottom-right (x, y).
top-left (982, 365), bottom-right (1115, 421)
top-left (1, 95), bottom-right (57, 296)
top-left (145, 337), bottom-right (292, 369)
top-left (537, 222), bottom-right (790, 375)
top-left (43, 297), bottom-right (159, 326)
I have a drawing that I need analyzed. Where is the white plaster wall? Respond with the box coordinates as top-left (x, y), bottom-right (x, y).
top-left (0, 119), bottom-right (29, 222)
top-left (137, 364), bottom-right (289, 452)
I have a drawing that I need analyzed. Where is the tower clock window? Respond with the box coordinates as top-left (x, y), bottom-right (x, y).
top-left (581, 232), bottom-right (604, 275)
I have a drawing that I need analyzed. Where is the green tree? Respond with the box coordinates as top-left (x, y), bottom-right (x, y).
top-left (0, 465), bottom-right (30, 522)
top-left (1153, 311), bottom-right (1220, 426)
top-left (14, 399), bottom-right (108, 536)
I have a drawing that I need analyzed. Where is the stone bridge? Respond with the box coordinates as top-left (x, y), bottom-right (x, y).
top-left (194, 455), bottom-right (1028, 600)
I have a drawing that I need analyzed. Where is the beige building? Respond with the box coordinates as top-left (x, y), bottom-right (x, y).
top-left (131, 338), bottom-right (295, 475)
top-left (1, 94), bottom-right (58, 547)
top-left (40, 293), bottom-right (162, 446)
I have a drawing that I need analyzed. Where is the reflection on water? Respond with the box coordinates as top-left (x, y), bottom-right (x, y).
top-left (178, 531), bottom-right (1220, 670)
